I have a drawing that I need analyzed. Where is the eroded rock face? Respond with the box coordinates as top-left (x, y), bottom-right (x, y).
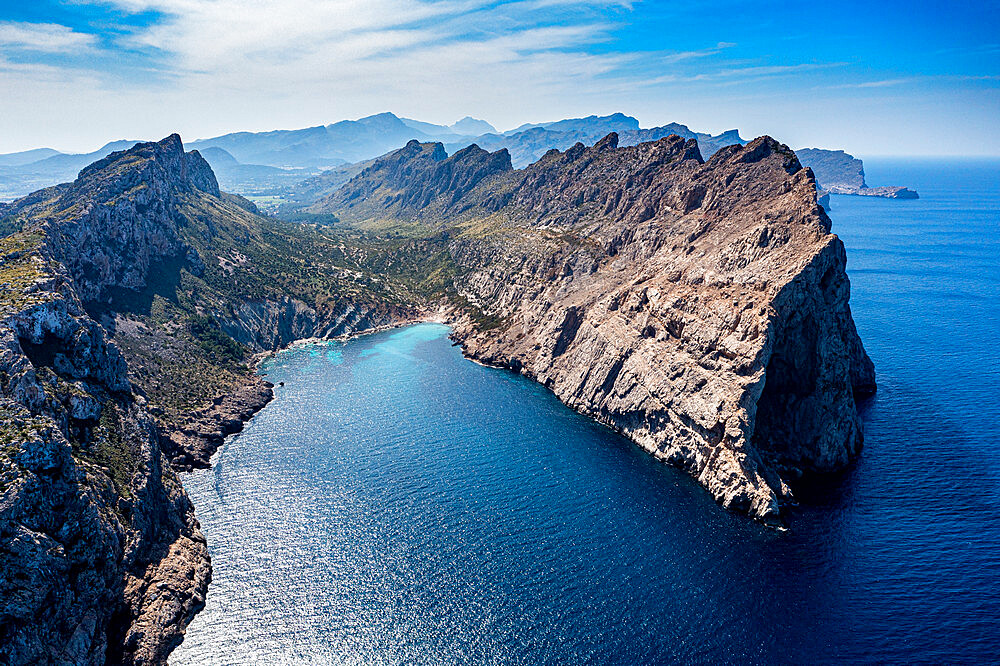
top-left (0, 236), bottom-right (209, 665)
top-left (23, 135), bottom-right (218, 305)
top-left (321, 139), bottom-right (513, 219)
top-left (217, 295), bottom-right (406, 352)
top-left (326, 133), bottom-right (876, 522)
top-left (0, 136), bottom-right (236, 664)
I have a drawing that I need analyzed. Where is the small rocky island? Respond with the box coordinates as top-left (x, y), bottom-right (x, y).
top-left (1, 133), bottom-right (874, 663)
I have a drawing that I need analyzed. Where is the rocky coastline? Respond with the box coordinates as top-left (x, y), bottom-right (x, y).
top-left (795, 147), bottom-right (917, 200)
top-left (1, 130), bottom-right (876, 663)
top-left (163, 312), bottom-right (443, 473)
top-left (826, 185), bottom-right (919, 199)
top-left (0, 232), bottom-right (211, 665)
top-left (159, 377), bottom-right (275, 472)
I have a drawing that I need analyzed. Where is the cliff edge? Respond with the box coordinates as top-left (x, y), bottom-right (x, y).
top-left (0, 186), bottom-right (210, 662)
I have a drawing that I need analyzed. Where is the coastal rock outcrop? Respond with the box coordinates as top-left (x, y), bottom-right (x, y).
top-left (161, 377), bottom-right (274, 471)
top-left (796, 148), bottom-right (918, 200)
top-left (321, 133), bottom-right (876, 522)
top-left (217, 296), bottom-right (407, 353)
top-left (0, 231), bottom-right (209, 665)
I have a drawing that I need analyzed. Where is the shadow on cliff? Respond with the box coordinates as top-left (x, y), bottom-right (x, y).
top-left (83, 253), bottom-right (187, 322)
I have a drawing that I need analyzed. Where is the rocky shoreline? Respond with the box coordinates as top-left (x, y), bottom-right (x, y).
top-left (160, 377), bottom-right (275, 472)
top-left (161, 315), bottom-right (442, 473)
top-left (827, 185), bottom-right (919, 199)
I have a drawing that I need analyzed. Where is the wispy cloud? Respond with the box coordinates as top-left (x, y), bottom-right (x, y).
top-left (659, 41), bottom-right (735, 65)
top-left (714, 62), bottom-right (847, 79)
top-left (0, 21), bottom-right (98, 53)
top-left (818, 73), bottom-right (1000, 91)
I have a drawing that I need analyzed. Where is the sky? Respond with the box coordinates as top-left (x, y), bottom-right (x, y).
top-left (0, 0), bottom-right (997, 156)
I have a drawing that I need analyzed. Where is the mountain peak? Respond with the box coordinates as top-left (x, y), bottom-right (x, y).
top-left (450, 116), bottom-right (497, 135)
top-left (77, 133), bottom-right (220, 198)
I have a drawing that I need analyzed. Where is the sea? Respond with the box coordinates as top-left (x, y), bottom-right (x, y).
top-left (173, 159), bottom-right (1000, 665)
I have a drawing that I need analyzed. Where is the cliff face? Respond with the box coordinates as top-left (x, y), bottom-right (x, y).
top-left (218, 296), bottom-right (406, 352)
top-left (0, 233), bottom-right (208, 663)
top-left (795, 148), bottom-right (918, 199)
top-left (322, 133), bottom-right (876, 522)
top-left (36, 134), bottom-right (218, 305)
top-left (0, 137), bottom-right (237, 664)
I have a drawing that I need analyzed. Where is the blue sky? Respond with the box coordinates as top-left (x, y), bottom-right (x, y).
top-left (0, 0), bottom-right (997, 156)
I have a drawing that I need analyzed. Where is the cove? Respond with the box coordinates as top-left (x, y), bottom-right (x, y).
top-left (174, 158), bottom-right (1000, 664)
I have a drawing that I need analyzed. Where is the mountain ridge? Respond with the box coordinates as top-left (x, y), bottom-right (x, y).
top-left (0, 112), bottom-right (917, 204)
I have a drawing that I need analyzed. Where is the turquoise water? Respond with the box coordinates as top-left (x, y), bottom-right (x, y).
top-left (174, 159), bottom-right (1000, 664)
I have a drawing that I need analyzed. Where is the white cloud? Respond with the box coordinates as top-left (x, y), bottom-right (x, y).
top-left (68, 0), bottom-right (641, 133)
top-left (0, 21), bottom-right (98, 53)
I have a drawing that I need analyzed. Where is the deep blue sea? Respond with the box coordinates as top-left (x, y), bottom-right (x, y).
top-left (174, 159), bottom-right (1000, 665)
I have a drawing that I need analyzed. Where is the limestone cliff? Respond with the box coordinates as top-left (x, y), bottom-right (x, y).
top-left (795, 148), bottom-right (918, 199)
top-left (0, 230), bottom-right (209, 664)
top-left (320, 133), bottom-right (876, 522)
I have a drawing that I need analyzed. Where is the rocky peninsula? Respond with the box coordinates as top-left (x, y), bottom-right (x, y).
top-left (1, 131), bottom-right (874, 663)
top-left (318, 133), bottom-right (876, 520)
top-left (796, 148), bottom-right (918, 200)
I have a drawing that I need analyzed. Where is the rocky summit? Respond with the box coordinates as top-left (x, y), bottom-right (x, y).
top-left (1, 130), bottom-right (874, 663)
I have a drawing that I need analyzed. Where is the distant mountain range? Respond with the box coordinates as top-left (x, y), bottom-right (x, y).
top-left (0, 112), bottom-right (916, 205)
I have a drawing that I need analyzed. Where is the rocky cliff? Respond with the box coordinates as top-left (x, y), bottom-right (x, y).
top-left (0, 135), bottom-right (417, 663)
top-left (0, 222), bottom-right (209, 664)
top-left (319, 133), bottom-right (876, 522)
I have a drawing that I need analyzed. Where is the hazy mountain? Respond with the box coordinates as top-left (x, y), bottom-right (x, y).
top-left (0, 147), bottom-right (60, 167)
top-left (192, 112), bottom-right (441, 166)
top-left (28, 140), bottom-right (139, 174)
top-left (198, 146), bottom-right (240, 166)
top-left (450, 116), bottom-right (496, 135)
top-left (195, 146), bottom-right (320, 196)
top-left (506, 112), bottom-right (640, 135)
top-left (0, 111), bottom-right (914, 205)
top-left (399, 117), bottom-right (462, 137)
top-left (0, 139), bottom-right (143, 200)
